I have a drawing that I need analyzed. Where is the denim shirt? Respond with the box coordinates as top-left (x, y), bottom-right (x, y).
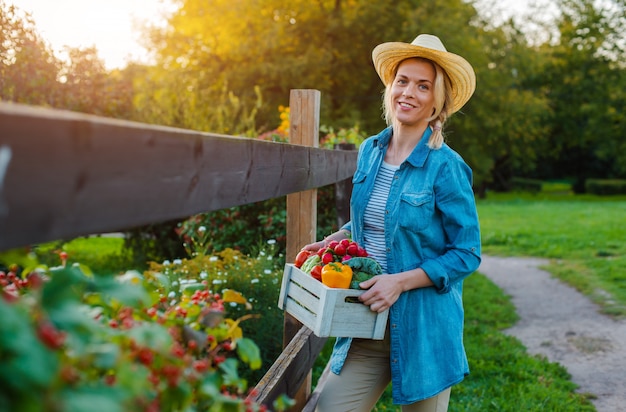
top-left (329, 126), bottom-right (481, 404)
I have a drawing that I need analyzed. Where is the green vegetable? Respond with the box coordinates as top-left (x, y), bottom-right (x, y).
top-left (344, 257), bottom-right (382, 275)
top-left (300, 254), bottom-right (321, 274)
top-left (345, 257), bottom-right (383, 289)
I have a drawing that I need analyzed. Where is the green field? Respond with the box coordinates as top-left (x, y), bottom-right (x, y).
top-left (478, 192), bottom-right (626, 318)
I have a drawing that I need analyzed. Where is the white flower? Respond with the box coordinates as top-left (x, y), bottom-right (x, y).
top-left (200, 271), bottom-right (208, 279)
top-left (251, 279), bottom-right (259, 284)
top-left (209, 256), bottom-right (218, 262)
top-left (267, 239), bottom-right (276, 245)
top-left (163, 260), bottom-right (171, 266)
top-left (212, 279), bottom-right (223, 284)
top-left (168, 291), bottom-right (176, 298)
top-left (172, 281), bottom-right (179, 287)
top-left (173, 259), bottom-right (182, 265)
top-left (198, 226), bottom-right (207, 233)
top-left (264, 269), bottom-right (272, 274)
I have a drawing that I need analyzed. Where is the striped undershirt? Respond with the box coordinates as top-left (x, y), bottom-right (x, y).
top-left (362, 161), bottom-right (399, 273)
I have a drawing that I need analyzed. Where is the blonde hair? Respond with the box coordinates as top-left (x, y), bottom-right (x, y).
top-left (382, 58), bottom-right (454, 149)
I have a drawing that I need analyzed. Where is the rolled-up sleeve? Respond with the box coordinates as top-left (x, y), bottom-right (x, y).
top-left (421, 158), bottom-right (481, 293)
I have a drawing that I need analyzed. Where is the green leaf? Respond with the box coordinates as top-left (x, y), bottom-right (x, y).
top-left (218, 358), bottom-right (241, 386)
top-left (93, 275), bottom-right (150, 308)
top-left (236, 338), bottom-right (261, 370)
top-left (126, 322), bottom-right (172, 352)
top-left (42, 265), bottom-right (90, 310)
top-left (0, 300), bottom-right (59, 390)
top-left (60, 386), bottom-right (125, 412)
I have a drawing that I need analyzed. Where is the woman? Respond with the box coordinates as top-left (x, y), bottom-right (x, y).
top-left (305, 34), bottom-right (481, 411)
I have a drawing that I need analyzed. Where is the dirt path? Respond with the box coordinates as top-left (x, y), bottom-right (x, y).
top-left (478, 255), bottom-right (626, 412)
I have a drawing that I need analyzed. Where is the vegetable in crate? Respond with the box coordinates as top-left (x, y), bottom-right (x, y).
top-left (300, 254), bottom-right (321, 274)
top-left (344, 257), bottom-right (383, 289)
top-left (321, 262), bottom-right (353, 289)
top-left (294, 250), bottom-right (314, 268)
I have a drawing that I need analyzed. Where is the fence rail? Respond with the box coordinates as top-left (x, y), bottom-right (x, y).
top-left (0, 95), bottom-right (355, 250)
top-left (0, 89), bottom-right (357, 410)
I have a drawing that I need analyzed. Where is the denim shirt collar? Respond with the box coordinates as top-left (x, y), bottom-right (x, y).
top-left (376, 126), bottom-right (434, 168)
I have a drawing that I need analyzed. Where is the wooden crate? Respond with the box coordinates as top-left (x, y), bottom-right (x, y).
top-left (278, 264), bottom-right (388, 340)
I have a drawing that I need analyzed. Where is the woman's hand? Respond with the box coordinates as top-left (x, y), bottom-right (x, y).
top-left (301, 230), bottom-right (351, 252)
top-left (301, 240), bottom-right (325, 252)
top-left (358, 275), bottom-right (403, 313)
top-left (358, 268), bottom-right (434, 312)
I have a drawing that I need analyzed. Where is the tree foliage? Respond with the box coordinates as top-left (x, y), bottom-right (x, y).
top-left (2, 0), bottom-right (625, 191)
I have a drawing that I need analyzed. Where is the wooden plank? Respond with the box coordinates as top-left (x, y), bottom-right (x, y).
top-left (0, 101), bottom-right (356, 250)
top-left (249, 326), bottom-right (327, 409)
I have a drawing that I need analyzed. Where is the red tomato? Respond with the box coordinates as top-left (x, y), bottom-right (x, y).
top-left (294, 250), bottom-right (312, 268)
top-left (357, 247), bottom-right (368, 257)
top-left (310, 265), bottom-right (323, 281)
top-left (340, 239), bottom-right (351, 248)
top-left (327, 240), bottom-right (339, 249)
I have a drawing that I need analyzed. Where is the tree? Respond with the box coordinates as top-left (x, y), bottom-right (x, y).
top-left (0, 1), bottom-right (60, 106)
top-left (528, 0), bottom-right (626, 190)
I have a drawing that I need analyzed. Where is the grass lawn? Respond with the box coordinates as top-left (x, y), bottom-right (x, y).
top-left (478, 192), bottom-right (626, 318)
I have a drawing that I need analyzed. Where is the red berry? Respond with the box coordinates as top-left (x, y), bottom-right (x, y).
top-left (37, 322), bottom-right (66, 349)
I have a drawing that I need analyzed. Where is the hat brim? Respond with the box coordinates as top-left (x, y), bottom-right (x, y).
top-left (372, 42), bottom-right (476, 114)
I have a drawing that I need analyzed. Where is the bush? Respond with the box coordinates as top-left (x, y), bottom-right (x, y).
top-left (143, 237), bottom-right (287, 386)
top-left (585, 178), bottom-right (626, 195)
top-left (0, 249), bottom-right (292, 411)
top-left (510, 177), bottom-right (543, 193)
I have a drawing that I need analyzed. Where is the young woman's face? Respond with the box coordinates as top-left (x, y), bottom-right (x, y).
top-left (390, 58), bottom-right (436, 127)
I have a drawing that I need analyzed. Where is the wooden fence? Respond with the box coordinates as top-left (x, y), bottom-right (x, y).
top-left (0, 89), bottom-right (358, 410)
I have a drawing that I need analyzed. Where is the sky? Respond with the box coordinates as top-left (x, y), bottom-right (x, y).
top-left (12, 0), bottom-right (175, 70)
top-left (11, 0), bottom-right (541, 71)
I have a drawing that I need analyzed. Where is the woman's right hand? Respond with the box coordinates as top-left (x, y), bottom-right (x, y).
top-left (301, 240), bottom-right (325, 252)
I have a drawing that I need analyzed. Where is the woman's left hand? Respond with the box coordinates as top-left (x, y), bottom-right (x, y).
top-left (358, 275), bottom-right (403, 313)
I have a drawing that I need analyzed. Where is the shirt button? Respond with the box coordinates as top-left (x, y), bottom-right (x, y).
top-left (391, 324), bottom-right (397, 329)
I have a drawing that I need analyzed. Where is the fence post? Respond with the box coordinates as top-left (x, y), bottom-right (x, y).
top-left (285, 89), bottom-right (321, 410)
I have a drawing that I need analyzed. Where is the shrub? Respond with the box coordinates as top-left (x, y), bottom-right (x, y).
top-left (143, 235), bottom-right (287, 386)
top-left (0, 250), bottom-right (292, 411)
top-left (510, 177), bottom-right (543, 193)
top-left (585, 178), bottom-right (626, 195)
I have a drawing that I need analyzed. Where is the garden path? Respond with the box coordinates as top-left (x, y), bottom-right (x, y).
top-left (479, 255), bottom-right (626, 412)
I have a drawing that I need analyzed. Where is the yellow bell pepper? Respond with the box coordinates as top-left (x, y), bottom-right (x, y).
top-left (321, 262), bottom-right (353, 289)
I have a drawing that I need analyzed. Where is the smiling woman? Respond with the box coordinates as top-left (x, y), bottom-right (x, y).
top-left (13, 0), bottom-right (174, 70)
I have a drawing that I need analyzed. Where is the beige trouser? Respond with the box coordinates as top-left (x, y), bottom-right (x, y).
top-left (315, 334), bottom-right (451, 412)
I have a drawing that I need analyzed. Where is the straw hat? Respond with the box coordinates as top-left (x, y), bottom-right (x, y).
top-left (372, 34), bottom-right (476, 114)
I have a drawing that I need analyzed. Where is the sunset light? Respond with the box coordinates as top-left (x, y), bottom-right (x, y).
top-left (12, 0), bottom-right (174, 70)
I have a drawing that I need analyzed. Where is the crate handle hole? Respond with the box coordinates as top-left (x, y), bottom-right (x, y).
top-left (345, 296), bottom-right (363, 304)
